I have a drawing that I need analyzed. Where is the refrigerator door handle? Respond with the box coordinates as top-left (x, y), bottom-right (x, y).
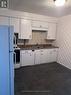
top-left (14, 35), bottom-right (17, 48)
top-left (14, 52), bottom-right (16, 65)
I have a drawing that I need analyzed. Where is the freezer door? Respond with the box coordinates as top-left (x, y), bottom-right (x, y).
top-left (9, 26), bottom-right (14, 95)
top-left (9, 52), bottom-right (14, 95)
top-left (9, 26), bottom-right (14, 52)
top-left (0, 26), bottom-right (10, 95)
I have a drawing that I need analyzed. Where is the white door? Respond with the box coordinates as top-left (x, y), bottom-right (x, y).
top-left (20, 19), bottom-right (32, 39)
top-left (49, 49), bottom-right (58, 62)
top-left (32, 20), bottom-right (48, 31)
top-left (46, 49), bottom-right (51, 63)
top-left (32, 21), bottom-right (41, 28)
top-left (40, 49), bottom-right (48, 64)
top-left (47, 23), bottom-right (56, 39)
top-left (21, 50), bottom-right (34, 66)
top-left (35, 50), bottom-right (41, 64)
top-left (40, 21), bottom-right (48, 29)
top-left (32, 21), bottom-right (48, 28)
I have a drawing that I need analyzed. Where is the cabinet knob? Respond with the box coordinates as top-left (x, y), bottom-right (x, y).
top-left (25, 51), bottom-right (28, 53)
top-left (32, 50), bottom-right (35, 52)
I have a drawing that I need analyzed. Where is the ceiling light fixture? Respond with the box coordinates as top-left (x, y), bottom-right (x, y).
top-left (54, 0), bottom-right (66, 6)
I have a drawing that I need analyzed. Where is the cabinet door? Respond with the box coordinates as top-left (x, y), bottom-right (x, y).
top-left (9, 17), bottom-right (20, 38)
top-left (47, 23), bottom-right (56, 39)
top-left (35, 50), bottom-right (41, 64)
top-left (20, 19), bottom-right (32, 39)
top-left (0, 16), bottom-right (9, 25)
top-left (21, 50), bottom-right (34, 66)
top-left (40, 49), bottom-right (48, 64)
top-left (49, 49), bottom-right (58, 62)
top-left (32, 21), bottom-right (41, 28)
top-left (32, 21), bottom-right (48, 29)
top-left (46, 49), bottom-right (51, 63)
top-left (40, 22), bottom-right (48, 29)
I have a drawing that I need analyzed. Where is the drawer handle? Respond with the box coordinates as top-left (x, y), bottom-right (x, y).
top-left (40, 25), bottom-right (41, 27)
top-left (30, 54), bottom-right (31, 56)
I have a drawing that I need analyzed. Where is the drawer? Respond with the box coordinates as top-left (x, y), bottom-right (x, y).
top-left (21, 50), bottom-right (32, 54)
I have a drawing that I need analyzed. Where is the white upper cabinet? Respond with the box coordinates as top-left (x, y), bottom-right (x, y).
top-left (20, 19), bottom-right (32, 39)
top-left (47, 23), bottom-right (56, 40)
top-left (32, 20), bottom-right (48, 31)
top-left (9, 17), bottom-right (20, 33)
top-left (0, 16), bottom-right (9, 25)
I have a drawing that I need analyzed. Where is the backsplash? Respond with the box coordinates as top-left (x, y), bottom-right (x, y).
top-left (18, 31), bottom-right (54, 45)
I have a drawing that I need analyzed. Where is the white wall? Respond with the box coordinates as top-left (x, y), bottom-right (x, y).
top-left (54, 15), bottom-right (71, 69)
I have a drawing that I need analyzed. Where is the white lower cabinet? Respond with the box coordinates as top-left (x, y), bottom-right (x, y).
top-left (40, 49), bottom-right (49, 64)
top-left (34, 50), bottom-right (41, 64)
top-left (20, 50), bottom-right (34, 66)
top-left (46, 49), bottom-right (51, 63)
top-left (49, 49), bottom-right (58, 62)
top-left (39, 49), bottom-right (57, 64)
top-left (20, 48), bottom-right (58, 66)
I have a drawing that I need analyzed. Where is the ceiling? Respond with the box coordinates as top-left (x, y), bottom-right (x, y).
top-left (9, 0), bottom-right (71, 17)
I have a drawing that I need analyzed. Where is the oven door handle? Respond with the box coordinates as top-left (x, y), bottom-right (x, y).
top-left (14, 52), bottom-right (16, 65)
top-left (14, 35), bottom-right (17, 48)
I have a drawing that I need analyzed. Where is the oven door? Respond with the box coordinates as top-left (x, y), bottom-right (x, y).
top-left (13, 33), bottom-right (18, 48)
top-left (14, 49), bottom-right (20, 69)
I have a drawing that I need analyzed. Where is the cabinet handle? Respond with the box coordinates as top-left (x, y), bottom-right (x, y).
top-left (32, 50), bottom-right (35, 52)
top-left (14, 52), bottom-right (16, 64)
top-left (40, 25), bottom-right (42, 28)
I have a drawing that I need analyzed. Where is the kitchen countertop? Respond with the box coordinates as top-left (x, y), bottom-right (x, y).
top-left (17, 44), bottom-right (59, 50)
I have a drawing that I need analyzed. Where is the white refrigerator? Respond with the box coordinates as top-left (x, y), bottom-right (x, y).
top-left (0, 25), bottom-right (14, 95)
